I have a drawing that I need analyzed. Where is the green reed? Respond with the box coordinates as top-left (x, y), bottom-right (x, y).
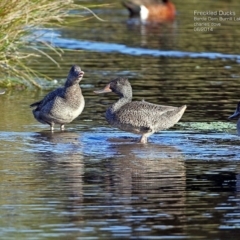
top-left (0, 0), bottom-right (104, 88)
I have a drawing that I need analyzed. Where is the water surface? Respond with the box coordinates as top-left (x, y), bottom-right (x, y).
top-left (1, 0), bottom-right (240, 239)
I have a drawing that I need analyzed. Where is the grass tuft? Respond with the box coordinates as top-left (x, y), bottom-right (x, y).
top-left (0, 0), bottom-right (103, 88)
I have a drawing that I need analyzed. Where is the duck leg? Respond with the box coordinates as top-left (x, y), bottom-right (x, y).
top-left (50, 123), bottom-right (54, 132)
top-left (139, 134), bottom-right (148, 144)
top-left (60, 124), bottom-right (65, 131)
top-left (139, 130), bottom-right (154, 144)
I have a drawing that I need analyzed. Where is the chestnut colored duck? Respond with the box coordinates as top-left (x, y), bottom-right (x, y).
top-left (30, 65), bottom-right (85, 131)
top-left (94, 77), bottom-right (186, 143)
top-left (228, 102), bottom-right (240, 134)
top-left (122, 0), bottom-right (176, 23)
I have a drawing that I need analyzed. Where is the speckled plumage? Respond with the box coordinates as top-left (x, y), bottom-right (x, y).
top-left (94, 77), bottom-right (186, 143)
top-left (228, 102), bottom-right (240, 135)
top-left (30, 65), bottom-right (85, 131)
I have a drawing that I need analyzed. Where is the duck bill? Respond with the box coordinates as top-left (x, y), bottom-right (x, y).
top-left (78, 71), bottom-right (84, 78)
top-left (94, 83), bottom-right (112, 94)
top-left (228, 110), bottom-right (240, 120)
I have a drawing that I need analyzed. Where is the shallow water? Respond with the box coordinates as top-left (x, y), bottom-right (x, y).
top-left (1, 0), bottom-right (240, 239)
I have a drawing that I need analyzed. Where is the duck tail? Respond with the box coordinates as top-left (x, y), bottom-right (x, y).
top-left (122, 1), bottom-right (141, 17)
top-left (30, 101), bottom-right (41, 108)
top-left (179, 105), bottom-right (187, 115)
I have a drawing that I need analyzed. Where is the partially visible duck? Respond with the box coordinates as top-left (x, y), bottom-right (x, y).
top-left (122, 0), bottom-right (176, 23)
top-left (228, 102), bottom-right (240, 134)
top-left (30, 65), bottom-right (85, 131)
top-left (94, 77), bottom-right (186, 143)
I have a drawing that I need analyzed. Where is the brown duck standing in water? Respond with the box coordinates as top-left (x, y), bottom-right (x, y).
top-left (30, 65), bottom-right (85, 131)
top-left (94, 77), bottom-right (186, 143)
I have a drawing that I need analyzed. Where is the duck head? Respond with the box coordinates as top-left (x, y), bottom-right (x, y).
top-left (94, 77), bottom-right (133, 98)
top-left (65, 65), bottom-right (84, 87)
top-left (228, 102), bottom-right (240, 120)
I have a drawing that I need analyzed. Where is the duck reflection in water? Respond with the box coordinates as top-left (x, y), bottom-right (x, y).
top-left (30, 129), bottom-right (187, 232)
top-left (108, 142), bottom-right (186, 193)
top-left (83, 140), bottom-right (186, 229)
top-left (32, 130), bottom-right (84, 204)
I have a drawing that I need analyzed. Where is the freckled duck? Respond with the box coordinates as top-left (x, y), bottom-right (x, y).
top-left (94, 77), bottom-right (186, 143)
top-left (228, 102), bottom-right (240, 134)
top-left (122, 0), bottom-right (176, 23)
top-left (30, 65), bottom-right (85, 131)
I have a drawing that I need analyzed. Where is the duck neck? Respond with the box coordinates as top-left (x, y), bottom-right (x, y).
top-left (64, 82), bottom-right (81, 101)
top-left (65, 80), bottom-right (77, 88)
top-left (112, 95), bottom-right (132, 111)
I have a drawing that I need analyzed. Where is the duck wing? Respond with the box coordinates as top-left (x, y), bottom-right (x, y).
top-left (113, 101), bottom-right (184, 130)
top-left (30, 87), bottom-right (64, 110)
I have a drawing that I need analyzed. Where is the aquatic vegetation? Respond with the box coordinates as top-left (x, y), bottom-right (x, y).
top-left (0, 0), bottom-right (103, 88)
top-left (179, 122), bottom-right (235, 132)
